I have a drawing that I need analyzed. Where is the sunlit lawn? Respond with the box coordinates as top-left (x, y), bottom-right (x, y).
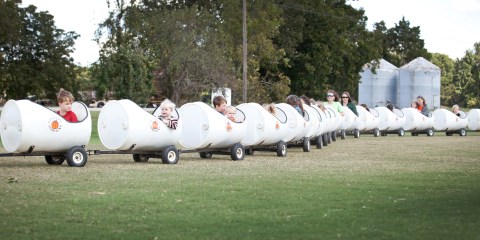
top-left (1, 127), bottom-right (479, 239)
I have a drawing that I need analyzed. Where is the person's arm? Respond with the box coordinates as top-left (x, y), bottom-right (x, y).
top-left (349, 103), bottom-right (358, 116)
top-left (161, 117), bottom-right (178, 129)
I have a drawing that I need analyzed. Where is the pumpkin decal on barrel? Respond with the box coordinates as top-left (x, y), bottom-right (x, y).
top-left (48, 117), bottom-right (62, 132)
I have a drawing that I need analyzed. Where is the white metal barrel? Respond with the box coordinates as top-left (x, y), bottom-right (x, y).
top-left (275, 103), bottom-right (310, 142)
top-left (98, 99), bottom-right (181, 151)
top-left (236, 103), bottom-right (288, 146)
top-left (375, 107), bottom-right (406, 131)
top-left (467, 109), bottom-right (480, 130)
top-left (310, 105), bottom-right (327, 136)
top-left (325, 106), bottom-right (343, 131)
top-left (179, 102), bottom-right (247, 149)
top-left (341, 106), bottom-right (359, 131)
top-left (433, 109), bottom-right (468, 131)
top-left (402, 108), bottom-right (435, 131)
top-left (0, 99), bottom-right (91, 153)
top-left (303, 104), bottom-right (320, 138)
top-left (356, 106), bottom-right (379, 131)
top-left (323, 107), bottom-right (336, 132)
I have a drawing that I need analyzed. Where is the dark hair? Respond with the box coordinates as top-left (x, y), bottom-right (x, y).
top-left (417, 95), bottom-right (427, 106)
top-left (386, 103), bottom-right (393, 111)
top-left (286, 94), bottom-right (305, 116)
top-left (300, 95), bottom-right (311, 106)
top-left (360, 104), bottom-right (369, 112)
top-left (341, 92), bottom-right (354, 104)
top-left (327, 90), bottom-right (340, 102)
top-left (212, 95), bottom-right (227, 108)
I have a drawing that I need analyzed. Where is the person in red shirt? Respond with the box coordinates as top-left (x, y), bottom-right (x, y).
top-left (56, 88), bottom-right (78, 122)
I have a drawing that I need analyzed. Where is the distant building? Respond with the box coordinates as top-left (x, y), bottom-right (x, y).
top-left (358, 57), bottom-right (441, 110)
top-left (358, 59), bottom-right (399, 108)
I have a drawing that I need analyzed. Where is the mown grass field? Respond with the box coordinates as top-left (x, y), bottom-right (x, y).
top-left (0, 111), bottom-right (479, 239)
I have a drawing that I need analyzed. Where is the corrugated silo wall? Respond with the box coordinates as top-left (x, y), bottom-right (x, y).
top-left (398, 69), bottom-right (441, 109)
top-left (358, 69), bottom-right (373, 107)
top-left (359, 68), bottom-right (398, 108)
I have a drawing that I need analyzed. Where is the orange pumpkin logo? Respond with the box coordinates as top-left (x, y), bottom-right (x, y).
top-left (51, 120), bottom-right (59, 130)
top-left (275, 121), bottom-right (280, 130)
top-left (151, 120), bottom-right (159, 131)
top-left (48, 118), bottom-right (62, 132)
top-left (226, 122), bottom-right (232, 132)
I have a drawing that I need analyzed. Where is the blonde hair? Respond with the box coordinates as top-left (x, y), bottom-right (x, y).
top-left (452, 104), bottom-right (459, 112)
top-left (262, 103), bottom-right (276, 115)
top-left (56, 88), bottom-right (74, 103)
top-left (160, 99), bottom-right (176, 111)
top-left (224, 105), bottom-right (236, 114)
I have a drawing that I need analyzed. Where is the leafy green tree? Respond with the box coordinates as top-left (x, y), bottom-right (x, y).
top-left (0, 1), bottom-right (78, 100)
top-left (384, 17), bottom-right (430, 67)
top-left (430, 53), bottom-right (455, 106)
top-left (218, 0), bottom-right (290, 103)
top-left (452, 42), bottom-right (480, 108)
top-left (275, 0), bottom-right (379, 100)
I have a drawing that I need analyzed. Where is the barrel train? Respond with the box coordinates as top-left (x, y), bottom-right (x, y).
top-left (1, 99), bottom-right (479, 167)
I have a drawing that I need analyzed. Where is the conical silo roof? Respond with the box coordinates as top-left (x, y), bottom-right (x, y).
top-left (362, 59), bottom-right (398, 70)
top-left (400, 57), bottom-right (440, 70)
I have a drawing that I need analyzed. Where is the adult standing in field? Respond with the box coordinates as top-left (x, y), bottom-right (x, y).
top-left (325, 90), bottom-right (344, 116)
top-left (416, 95), bottom-right (429, 117)
top-left (340, 92), bottom-right (358, 116)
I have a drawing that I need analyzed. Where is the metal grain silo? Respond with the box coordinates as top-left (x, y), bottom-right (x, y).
top-left (397, 57), bottom-right (441, 109)
top-left (358, 59), bottom-right (398, 108)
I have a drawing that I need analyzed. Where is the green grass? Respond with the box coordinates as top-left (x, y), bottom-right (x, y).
top-left (1, 130), bottom-right (479, 239)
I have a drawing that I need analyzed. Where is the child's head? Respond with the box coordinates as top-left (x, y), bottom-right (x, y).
top-left (286, 95), bottom-right (298, 107)
top-left (213, 95), bottom-right (227, 113)
top-left (263, 103), bottom-right (276, 115)
top-left (452, 104), bottom-right (459, 113)
top-left (57, 88), bottom-right (74, 113)
top-left (316, 101), bottom-right (325, 111)
top-left (411, 101), bottom-right (418, 108)
top-left (160, 99), bottom-right (176, 118)
top-left (57, 88), bottom-right (74, 105)
top-left (224, 105), bottom-right (236, 121)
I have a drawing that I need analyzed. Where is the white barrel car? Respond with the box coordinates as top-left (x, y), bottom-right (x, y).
top-left (0, 99), bottom-right (91, 167)
top-left (237, 103), bottom-right (289, 157)
top-left (179, 102), bottom-right (247, 160)
top-left (97, 99), bottom-right (182, 164)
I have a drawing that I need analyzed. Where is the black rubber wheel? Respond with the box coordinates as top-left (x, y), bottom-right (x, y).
top-left (398, 128), bottom-right (405, 137)
top-left (331, 131), bottom-right (337, 141)
top-left (245, 148), bottom-right (254, 155)
top-left (66, 146), bottom-right (88, 167)
top-left (354, 129), bottom-right (360, 138)
top-left (373, 128), bottom-right (380, 137)
top-left (302, 137), bottom-right (311, 152)
top-left (459, 128), bottom-right (467, 137)
top-left (162, 146), bottom-right (179, 164)
top-left (276, 141), bottom-right (287, 157)
top-left (315, 136), bottom-right (322, 149)
top-left (340, 129), bottom-right (346, 140)
top-left (133, 154), bottom-right (149, 162)
top-left (45, 155), bottom-right (65, 165)
top-left (426, 128), bottom-right (434, 137)
top-left (230, 143), bottom-right (245, 161)
top-left (322, 134), bottom-right (328, 146)
top-left (199, 152), bottom-right (213, 159)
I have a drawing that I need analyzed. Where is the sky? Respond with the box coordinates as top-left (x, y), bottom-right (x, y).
top-left (21, 0), bottom-right (480, 66)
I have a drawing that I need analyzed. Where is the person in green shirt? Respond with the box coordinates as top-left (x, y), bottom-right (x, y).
top-left (340, 91), bottom-right (358, 116)
top-left (325, 90), bottom-right (344, 116)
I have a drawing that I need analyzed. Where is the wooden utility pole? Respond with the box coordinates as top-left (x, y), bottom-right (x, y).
top-left (242, 0), bottom-right (247, 103)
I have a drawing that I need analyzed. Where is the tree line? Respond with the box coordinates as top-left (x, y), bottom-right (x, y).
top-left (1, 0), bottom-right (479, 108)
